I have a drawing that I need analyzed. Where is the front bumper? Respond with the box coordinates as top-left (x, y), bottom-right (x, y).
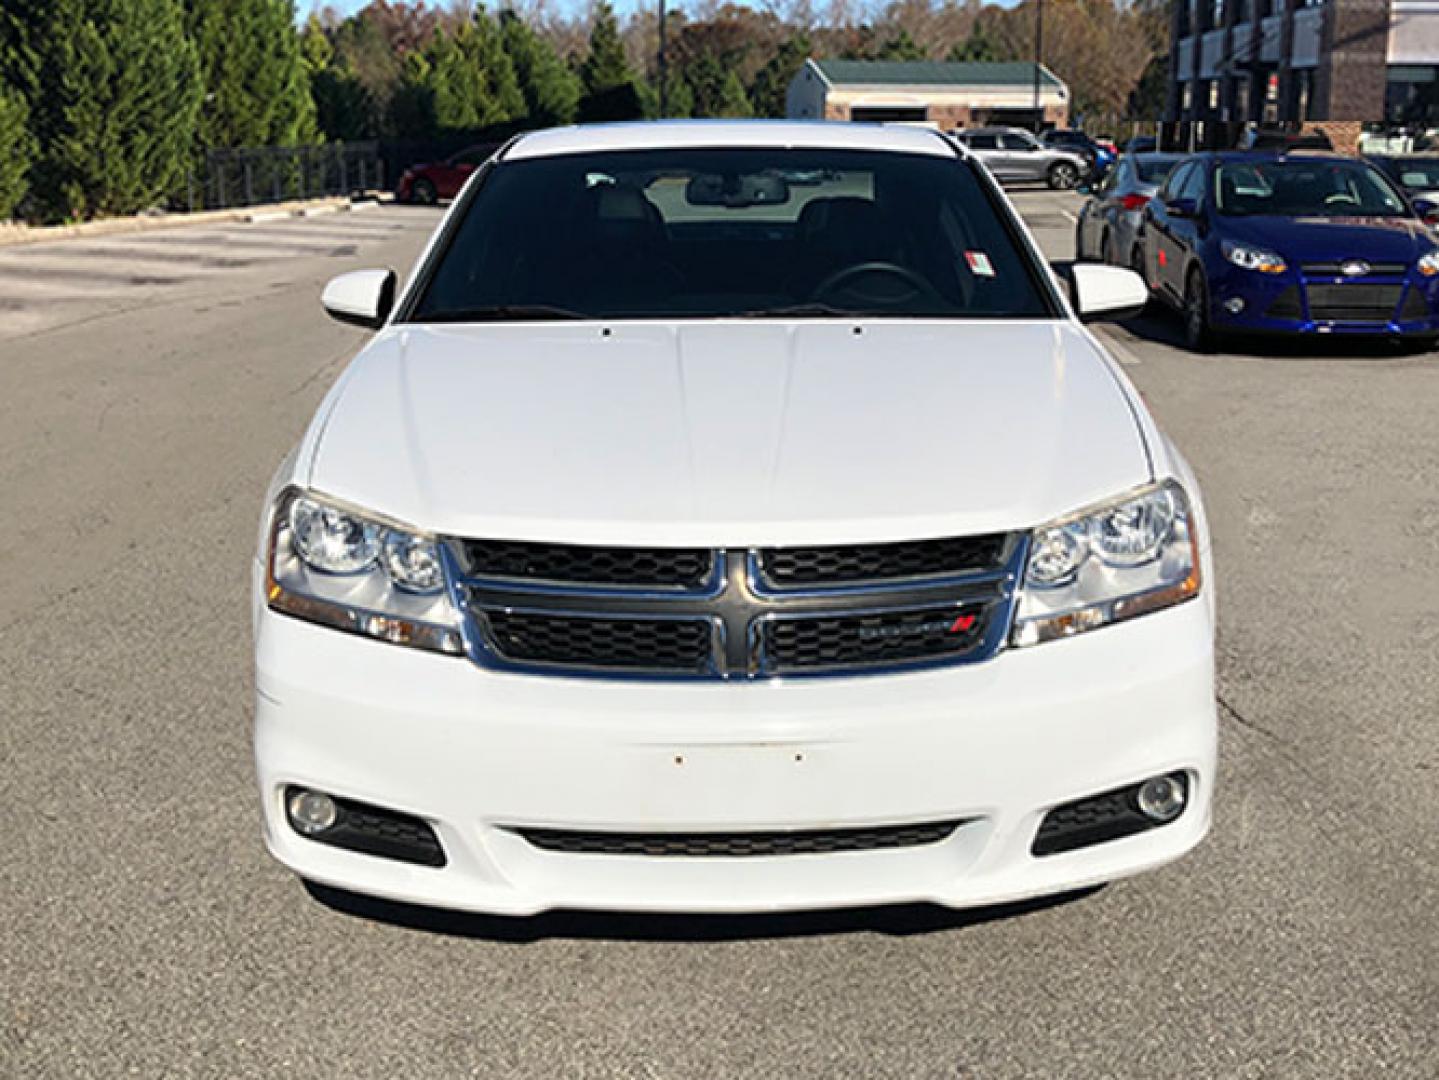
top-left (254, 577), bottom-right (1216, 916)
top-left (1207, 265), bottom-right (1439, 336)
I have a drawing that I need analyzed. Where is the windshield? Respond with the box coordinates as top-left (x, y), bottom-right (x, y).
top-left (1388, 158), bottom-right (1439, 191)
top-left (407, 147), bottom-right (1055, 322)
top-left (1135, 156), bottom-right (1181, 184)
top-left (1214, 159), bottom-right (1409, 217)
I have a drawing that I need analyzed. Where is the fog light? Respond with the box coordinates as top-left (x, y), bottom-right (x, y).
top-left (1136, 774), bottom-right (1187, 823)
top-left (287, 789), bottom-right (339, 835)
top-left (1224, 296), bottom-right (1246, 314)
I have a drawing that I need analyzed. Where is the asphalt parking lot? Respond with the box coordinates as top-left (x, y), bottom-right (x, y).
top-left (2, 191), bottom-right (1436, 1078)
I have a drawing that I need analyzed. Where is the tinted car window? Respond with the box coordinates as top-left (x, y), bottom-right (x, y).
top-left (1177, 162), bottom-right (1207, 202)
top-left (1000, 133), bottom-right (1038, 151)
top-left (965, 133), bottom-right (999, 150)
top-left (409, 147), bottom-right (1057, 321)
top-left (1160, 162), bottom-right (1193, 200)
top-left (1135, 156), bottom-right (1182, 184)
top-left (1214, 158), bottom-right (1407, 216)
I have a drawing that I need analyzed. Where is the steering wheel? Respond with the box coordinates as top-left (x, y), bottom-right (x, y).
top-left (811, 261), bottom-right (947, 309)
top-left (1325, 193), bottom-right (1359, 207)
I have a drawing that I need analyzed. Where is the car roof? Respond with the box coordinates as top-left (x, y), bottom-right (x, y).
top-left (504, 120), bottom-right (960, 161)
top-left (1209, 150), bottom-right (1359, 165)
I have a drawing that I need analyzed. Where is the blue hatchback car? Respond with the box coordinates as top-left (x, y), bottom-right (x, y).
top-left (1139, 151), bottom-right (1439, 350)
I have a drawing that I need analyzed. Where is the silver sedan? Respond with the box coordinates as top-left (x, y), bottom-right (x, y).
top-left (1075, 152), bottom-right (1183, 270)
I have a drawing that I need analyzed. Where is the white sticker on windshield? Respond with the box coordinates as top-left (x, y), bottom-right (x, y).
top-left (965, 251), bottom-right (995, 277)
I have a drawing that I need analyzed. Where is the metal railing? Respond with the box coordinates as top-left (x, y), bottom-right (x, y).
top-left (187, 143), bottom-right (386, 212)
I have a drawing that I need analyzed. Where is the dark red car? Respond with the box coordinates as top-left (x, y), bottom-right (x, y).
top-left (396, 145), bottom-right (492, 204)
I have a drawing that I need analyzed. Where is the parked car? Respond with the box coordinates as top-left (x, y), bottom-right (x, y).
top-left (1242, 126), bottom-right (1333, 152)
top-left (396, 145), bottom-right (492, 204)
top-left (1042, 129), bottom-right (1116, 178)
top-left (1139, 151), bottom-right (1439, 350)
top-left (1076, 152), bottom-right (1184, 269)
top-left (951, 127), bottom-right (1089, 189)
top-left (257, 120), bottom-right (1214, 917)
top-left (1365, 153), bottom-right (1439, 207)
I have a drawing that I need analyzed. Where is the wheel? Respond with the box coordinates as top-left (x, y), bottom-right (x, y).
top-left (1101, 231), bottom-right (1116, 267)
top-left (1048, 161), bottom-right (1080, 190)
top-left (410, 178), bottom-right (437, 205)
top-left (1183, 267), bottom-right (1214, 353)
top-left (1129, 245), bottom-right (1152, 311)
top-left (1074, 220), bottom-right (1089, 261)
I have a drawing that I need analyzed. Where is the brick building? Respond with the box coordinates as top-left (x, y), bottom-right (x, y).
top-left (787, 60), bottom-right (1069, 131)
top-left (1166, 0), bottom-right (1439, 131)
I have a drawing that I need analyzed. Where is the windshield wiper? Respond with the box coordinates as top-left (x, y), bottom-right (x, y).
top-left (734, 303), bottom-right (857, 319)
top-left (413, 304), bottom-right (589, 323)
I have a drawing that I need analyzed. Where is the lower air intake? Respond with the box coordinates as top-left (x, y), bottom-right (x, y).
top-left (513, 819), bottom-right (967, 857)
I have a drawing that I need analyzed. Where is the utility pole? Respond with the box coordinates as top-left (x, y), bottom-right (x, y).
top-left (1032, 0), bottom-right (1044, 131)
top-left (658, 0), bottom-right (668, 117)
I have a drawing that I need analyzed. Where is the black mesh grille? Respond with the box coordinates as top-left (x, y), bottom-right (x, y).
top-left (1400, 286), bottom-right (1430, 320)
top-left (763, 603), bottom-right (988, 672)
top-left (758, 535), bottom-right (1008, 589)
top-left (461, 539), bottom-right (714, 590)
top-left (1031, 774), bottom-right (1188, 857)
top-left (1300, 261), bottom-right (1405, 276)
top-left (286, 787), bottom-right (446, 867)
top-left (484, 610), bottom-right (714, 673)
top-left (1304, 283), bottom-right (1403, 323)
top-left (515, 819), bottom-right (965, 857)
top-left (1265, 286), bottom-right (1303, 320)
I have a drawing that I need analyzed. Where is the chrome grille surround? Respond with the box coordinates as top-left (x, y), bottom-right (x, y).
top-left (442, 535), bottom-right (1026, 680)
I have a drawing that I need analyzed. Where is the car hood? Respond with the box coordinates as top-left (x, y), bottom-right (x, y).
top-left (307, 321), bottom-right (1151, 546)
top-left (1222, 214), bottom-right (1435, 265)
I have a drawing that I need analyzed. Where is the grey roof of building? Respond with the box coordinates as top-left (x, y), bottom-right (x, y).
top-left (813, 60), bottom-right (1065, 90)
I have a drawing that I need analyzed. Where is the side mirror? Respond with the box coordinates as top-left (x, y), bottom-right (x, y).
top-left (1165, 197), bottom-right (1199, 219)
top-left (322, 269), bottom-right (397, 330)
top-left (1413, 196), bottom-right (1439, 225)
top-left (1068, 263), bottom-right (1148, 321)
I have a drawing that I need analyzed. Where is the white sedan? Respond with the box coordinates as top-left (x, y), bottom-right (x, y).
top-left (254, 120), bottom-right (1214, 916)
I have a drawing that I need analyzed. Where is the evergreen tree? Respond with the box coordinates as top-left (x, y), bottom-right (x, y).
top-left (468, 7), bottom-right (525, 125)
top-left (37, 0), bottom-right (201, 219)
top-left (686, 53), bottom-right (751, 118)
top-left (947, 26), bottom-right (1009, 63)
top-left (749, 33), bottom-right (810, 119)
top-left (579, 1), bottom-right (635, 98)
top-left (302, 15), bottom-right (372, 141)
top-left (501, 10), bottom-right (580, 127)
top-left (876, 29), bottom-right (926, 62)
top-left (388, 49), bottom-right (437, 137)
top-left (187, 0), bottom-right (317, 149)
top-left (640, 69), bottom-right (694, 120)
top-left (0, 88), bottom-right (33, 218)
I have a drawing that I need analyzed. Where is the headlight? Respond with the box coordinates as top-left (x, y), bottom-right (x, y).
top-left (1013, 481), bottom-right (1201, 647)
top-left (1221, 239), bottom-right (1286, 274)
top-left (1418, 250), bottom-right (1439, 276)
top-left (266, 489), bottom-right (462, 654)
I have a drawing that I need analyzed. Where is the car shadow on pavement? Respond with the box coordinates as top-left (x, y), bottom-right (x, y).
top-left (301, 880), bottom-right (1104, 942)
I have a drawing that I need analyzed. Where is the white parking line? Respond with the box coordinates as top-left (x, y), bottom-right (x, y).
top-left (1093, 326), bottom-right (1144, 366)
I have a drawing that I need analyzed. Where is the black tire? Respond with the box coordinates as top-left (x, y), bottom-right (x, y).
top-left (1183, 267), bottom-right (1214, 353)
top-left (1129, 245), bottom-right (1152, 312)
top-left (411, 178), bottom-right (437, 205)
top-left (1048, 161), bottom-right (1080, 190)
top-left (1074, 220), bottom-right (1090, 261)
top-left (1101, 230), bottom-right (1116, 267)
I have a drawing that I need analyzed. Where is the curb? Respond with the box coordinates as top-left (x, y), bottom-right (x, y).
top-left (0, 192), bottom-right (392, 249)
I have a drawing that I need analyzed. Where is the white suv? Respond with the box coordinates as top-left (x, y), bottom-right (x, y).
top-left (254, 121), bottom-right (1214, 916)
